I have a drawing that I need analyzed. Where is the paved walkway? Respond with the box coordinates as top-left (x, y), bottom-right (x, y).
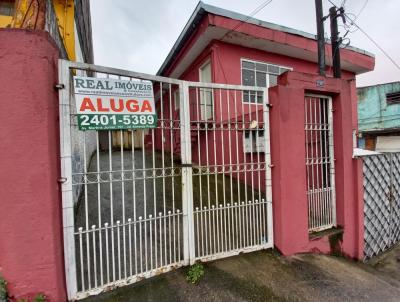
top-left (82, 247), bottom-right (400, 302)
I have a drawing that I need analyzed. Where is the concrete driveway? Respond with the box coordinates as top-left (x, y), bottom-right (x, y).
top-left (82, 247), bottom-right (400, 302)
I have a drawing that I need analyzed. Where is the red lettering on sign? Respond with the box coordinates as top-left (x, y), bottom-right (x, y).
top-left (110, 98), bottom-right (124, 112)
top-left (141, 100), bottom-right (152, 112)
top-left (97, 98), bottom-right (109, 112)
top-left (80, 97), bottom-right (96, 112)
top-left (126, 100), bottom-right (139, 112)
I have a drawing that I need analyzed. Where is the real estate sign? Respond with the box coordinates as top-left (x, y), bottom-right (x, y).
top-left (73, 76), bottom-right (157, 130)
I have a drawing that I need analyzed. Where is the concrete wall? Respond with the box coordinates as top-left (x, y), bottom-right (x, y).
top-left (358, 82), bottom-right (400, 132)
top-left (269, 72), bottom-right (363, 259)
top-left (0, 29), bottom-right (66, 301)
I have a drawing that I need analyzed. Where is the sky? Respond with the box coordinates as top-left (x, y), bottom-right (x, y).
top-left (89, 0), bottom-right (400, 87)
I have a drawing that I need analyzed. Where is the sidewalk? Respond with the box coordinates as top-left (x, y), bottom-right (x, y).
top-left (82, 248), bottom-right (400, 302)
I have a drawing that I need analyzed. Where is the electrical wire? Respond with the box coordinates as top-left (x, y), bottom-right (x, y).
top-left (219, 0), bottom-right (273, 41)
top-left (344, 13), bottom-right (400, 71)
top-left (355, 0), bottom-right (368, 19)
top-left (325, 0), bottom-right (400, 75)
top-left (335, 0), bottom-right (400, 72)
top-left (217, 0), bottom-right (273, 83)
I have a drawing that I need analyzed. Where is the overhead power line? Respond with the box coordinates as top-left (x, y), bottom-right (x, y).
top-left (220, 0), bottom-right (273, 41)
top-left (326, 0), bottom-right (400, 72)
top-left (354, 0), bottom-right (368, 19)
top-left (344, 13), bottom-right (400, 71)
top-left (218, 0), bottom-right (273, 83)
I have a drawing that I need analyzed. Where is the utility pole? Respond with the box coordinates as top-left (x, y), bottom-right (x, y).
top-left (315, 0), bottom-right (326, 76)
top-left (329, 6), bottom-right (342, 78)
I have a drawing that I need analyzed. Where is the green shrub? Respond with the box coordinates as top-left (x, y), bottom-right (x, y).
top-left (0, 274), bottom-right (7, 302)
top-left (34, 294), bottom-right (46, 302)
top-left (186, 263), bottom-right (204, 284)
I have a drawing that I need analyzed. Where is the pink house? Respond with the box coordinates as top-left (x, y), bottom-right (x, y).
top-left (154, 2), bottom-right (374, 258)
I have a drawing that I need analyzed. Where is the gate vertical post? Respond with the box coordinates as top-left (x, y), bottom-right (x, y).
top-left (328, 97), bottom-right (337, 227)
top-left (263, 88), bottom-right (274, 247)
top-left (180, 82), bottom-right (196, 265)
top-left (58, 59), bottom-right (77, 300)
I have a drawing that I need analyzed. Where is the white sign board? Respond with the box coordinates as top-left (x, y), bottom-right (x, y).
top-left (73, 76), bottom-right (157, 130)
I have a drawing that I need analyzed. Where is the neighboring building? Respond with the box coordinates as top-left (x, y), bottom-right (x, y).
top-left (0, 0), bottom-right (93, 63)
top-left (1, 0), bottom-right (94, 200)
top-left (358, 82), bottom-right (400, 151)
top-left (0, 1), bottom-right (93, 300)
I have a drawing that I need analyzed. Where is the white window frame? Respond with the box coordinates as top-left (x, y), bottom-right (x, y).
top-left (174, 89), bottom-right (180, 110)
top-left (199, 59), bottom-right (213, 120)
top-left (240, 58), bottom-right (292, 104)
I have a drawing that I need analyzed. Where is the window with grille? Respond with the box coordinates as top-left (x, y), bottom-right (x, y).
top-left (386, 91), bottom-right (400, 105)
top-left (241, 59), bottom-right (291, 104)
top-left (0, 1), bottom-right (15, 16)
top-left (199, 61), bottom-right (213, 120)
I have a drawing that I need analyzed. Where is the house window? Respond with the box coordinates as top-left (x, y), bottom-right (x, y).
top-left (386, 91), bottom-right (400, 105)
top-left (174, 89), bottom-right (180, 110)
top-left (199, 61), bottom-right (213, 120)
top-left (241, 59), bottom-right (291, 103)
top-left (0, 1), bottom-right (15, 16)
top-left (243, 130), bottom-right (265, 153)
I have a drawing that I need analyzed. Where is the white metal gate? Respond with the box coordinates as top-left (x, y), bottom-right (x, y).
top-left (58, 60), bottom-right (273, 300)
top-left (304, 94), bottom-right (336, 232)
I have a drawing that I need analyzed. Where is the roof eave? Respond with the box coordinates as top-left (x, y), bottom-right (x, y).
top-left (158, 1), bottom-right (375, 77)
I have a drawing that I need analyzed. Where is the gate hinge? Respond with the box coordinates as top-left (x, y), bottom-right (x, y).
top-left (181, 163), bottom-right (192, 167)
top-left (55, 84), bottom-right (65, 90)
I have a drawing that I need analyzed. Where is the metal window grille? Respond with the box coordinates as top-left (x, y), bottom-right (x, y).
top-left (386, 91), bottom-right (400, 105)
top-left (304, 95), bottom-right (336, 233)
top-left (241, 59), bottom-right (291, 103)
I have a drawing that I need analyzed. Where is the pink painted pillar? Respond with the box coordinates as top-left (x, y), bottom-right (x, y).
top-left (269, 84), bottom-right (310, 255)
top-left (270, 71), bottom-right (365, 259)
top-left (0, 29), bottom-right (66, 301)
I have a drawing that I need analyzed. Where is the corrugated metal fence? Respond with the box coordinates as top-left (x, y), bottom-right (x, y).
top-left (363, 153), bottom-right (400, 260)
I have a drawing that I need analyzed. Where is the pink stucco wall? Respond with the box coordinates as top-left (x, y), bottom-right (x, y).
top-left (269, 71), bottom-right (364, 258)
top-left (0, 29), bottom-right (66, 301)
top-left (160, 36), bottom-right (366, 259)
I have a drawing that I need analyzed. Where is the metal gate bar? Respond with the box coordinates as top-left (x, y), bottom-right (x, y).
top-left (304, 94), bottom-right (336, 232)
top-left (187, 83), bottom-right (273, 261)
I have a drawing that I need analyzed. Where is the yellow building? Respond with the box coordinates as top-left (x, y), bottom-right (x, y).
top-left (0, 0), bottom-right (93, 63)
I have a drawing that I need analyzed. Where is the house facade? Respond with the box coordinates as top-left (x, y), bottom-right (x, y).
top-left (358, 82), bottom-right (400, 151)
top-left (155, 2), bottom-right (374, 258)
